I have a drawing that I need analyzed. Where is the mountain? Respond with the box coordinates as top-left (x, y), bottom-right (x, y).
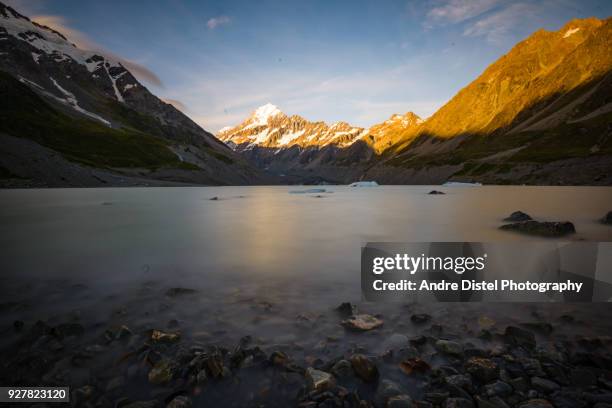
top-left (219, 104), bottom-right (422, 183)
top-left (365, 17), bottom-right (612, 185)
top-left (222, 17), bottom-right (611, 185)
top-left (0, 2), bottom-right (262, 187)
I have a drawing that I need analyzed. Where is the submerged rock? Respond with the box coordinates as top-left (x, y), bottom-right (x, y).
top-left (305, 367), bottom-right (335, 391)
top-left (350, 354), bottom-right (379, 382)
top-left (504, 326), bottom-right (536, 349)
top-left (435, 340), bottom-right (463, 356)
top-left (151, 329), bottom-right (181, 343)
top-left (499, 220), bottom-right (575, 237)
top-left (504, 211), bottom-right (532, 222)
top-left (341, 314), bottom-right (383, 331)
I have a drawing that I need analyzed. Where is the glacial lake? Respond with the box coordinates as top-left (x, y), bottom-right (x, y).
top-left (0, 186), bottom-right (611, 404)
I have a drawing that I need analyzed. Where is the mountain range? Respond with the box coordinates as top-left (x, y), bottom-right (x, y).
top-left (0, 1), bottom-right (263, 187)
top-left (1, 0), bottom-right (610, 186)
top-left (221, 17), bottom-right (612, 185)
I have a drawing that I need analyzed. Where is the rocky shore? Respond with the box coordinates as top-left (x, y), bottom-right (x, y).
top-left (2, 297), bottom-right (612, 408)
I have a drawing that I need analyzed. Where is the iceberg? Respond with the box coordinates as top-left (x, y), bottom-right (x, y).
top-left (442, 181), bottom-right (483, 187)
top-left (348, 181), bottom-right (379, 187)
top-left (289, 188), bottom-right (327, 194)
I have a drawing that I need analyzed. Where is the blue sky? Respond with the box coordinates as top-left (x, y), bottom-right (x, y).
top-left (7, 0), bottom-right (612, 131)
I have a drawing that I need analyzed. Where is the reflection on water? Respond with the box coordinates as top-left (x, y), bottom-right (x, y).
top-left (0, 185), bottom-right (611, 346)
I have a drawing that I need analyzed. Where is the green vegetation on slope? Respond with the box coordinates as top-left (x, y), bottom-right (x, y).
top-left (0, 70), bottom-right (193, 170)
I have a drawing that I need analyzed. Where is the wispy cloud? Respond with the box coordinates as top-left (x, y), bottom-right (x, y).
top-left (425, 0), bottom-right (504, 27)
top-left (206, 16), bottom-right (231, 30)
top-left (30, 14), bottom-right (163, 87)
top-left (161, 98), bottom-right (188, 112)
top-left (462, 2), bottom-right (541, 44)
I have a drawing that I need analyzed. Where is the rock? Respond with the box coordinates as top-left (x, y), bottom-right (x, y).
top-left (445, 398), bottom-right (474, 408)
top-left (166, 396), bottom-right (192, 408)
top-left (484, 381), bottom-right (513, 397)
top-left (520, 322), bottom-right (553, 334)
top-left (116, 325), bottom-right (133, 340)
top-left (411, 313), bottom-right (431, 324)
top-left (499, 221), bottom-right (575, 237)
top-left (504, 211), bottom-right (532, 222)
top-left (383, 333), bottom-right (409, 350)
top-left (123, 401), bottom-right (160, 408)
top-left (435, 340), bottom-right (463, 356)
top-left (350, 354), bottom-right (379, 382)
top-left (375, 380), bottom-right (406, 406)
top-left (570, 367), bottom-right (597, 387)
top-left (517, 399), bottom-right (553, 408)
top-left (209, 197), bottom-right (218, 201)
top-left (165, 287), bottom-right (197, 297)
top-left (148, 359), bottom-right (176, 385)
top-left (151, 329), bottom-right (181, 343)
top-left (521, 358), bottom-right (544, 376)
top-left (388, 394), bottom-right (414, 408)
top-left (504, 326), bottom-right (536, 349)
top-left (336, 302), bottom-right (357, 316)
top-left (399, 358), bottom-right (431, 375)
top-left (269, 350), bottom-right (289, 366)
top-left (106, 376), bottom-right (125, 392)
top-left (445, 374), bottom-right (473, 392)
top-left (341, 314), bottom-right (383, 331)
top-left (13, 320), bottom-right (24, 330)
top-left (428, 190), bottom-right (445, 195)
top-left (305, 367), bottom-right (335, 391)
top-left (53, 322), bottom-right (85, 338)
top-left (602, 211), bottom-right (612, 225)
top-left (531, 377), bottom-right (560, 394)
top-left (331, 359), bottom-right (352, 378)
top-left (465, 357), bottom-right (499, 382)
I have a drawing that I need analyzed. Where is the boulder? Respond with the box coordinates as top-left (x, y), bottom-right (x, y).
top-left (499, 221), bottom-right (575, 237)
top-left (465, 357), bottom-right (499, 383)
top-left (341, 314), bottom-right (383, 331)
top-left (435, 340), bottom-right (463, 356)
top-left (305, 367), bottom-right (335, 391)
top-left (504, 211), bottom-right (532, 222)
top-left (350, 354), bottom-right (379, 382)
top-left (504, 326), bottom-right (536, 349)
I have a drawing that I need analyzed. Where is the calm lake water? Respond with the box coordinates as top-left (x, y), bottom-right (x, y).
top-left (0, 186), bottom-right (611, 402)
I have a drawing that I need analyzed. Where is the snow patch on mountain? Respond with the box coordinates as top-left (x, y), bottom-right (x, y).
top-left (563, 27), bottom-right (580, 38)
top-left (50, 77), bottom-right (111, 126)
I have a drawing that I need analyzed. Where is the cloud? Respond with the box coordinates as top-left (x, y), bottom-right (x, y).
top-left (30, 14), bottom-right (163, 87)
top-left (161, 98), bottom-right (188, 112)
top-left (206, 16), bottom-right (231, 30)
top-left (426, 0), bottom-right (504, 26)
top-left (462, 2), bottom-right (542, 44)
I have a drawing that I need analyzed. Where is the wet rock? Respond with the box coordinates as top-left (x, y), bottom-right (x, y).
top-left (445, 397), bottom-right (474, 408)
top-left (411, 313), bottom-right (431, 324)
top-left (336, 302), bottom-right (357, 317)
top-left (106, 376), bottom-right (125, 392)
top-left (116, 325), bottom-right (133, 340)
top-left (520, 322), bottom-right (553, 334)
top-left (531, 377), bottom-right (559, 394)
top-left (331, 359), bottom-right (352, 378)
top-left (521, 358), bottom-right (544, 376)
top-left (399, 358), bottom-right (431, 375)
top-left (350, 354), bottom-right (379, 382)
top-left (602, 211), bottom-right (612, 225)
top-left (428, 190), bottom-right (445, 195)
top-left (341, 314), bottom-right (383, 331)
top-left (484, 381), bottom-right (513, 397)
top-left (504, 211), bottom-right (532, 222)
top-left (435, 340), bottom-right (463, 356)
top-left (13, 320), bottom-right (24, 331)
top-left (151, 329), bottom-right (181, 343)
top-left (52, 322), bottom-right (85, 338)
top-left (148, 359), bottom-right (177, 385)
top-left (445, 374), bottom-right (473, 392)
top-left (74, 385), bottom-right (95, 401)
top-left (165, 288), bottom-right (197, 297)
top-left (305, 367), bottom-right (335, 391)
top-left (504, 326), bottom-right (536, 349)
top-left (209, 197), bottom-right (218, 201)
top-left (269, 350), bottom-right (289, 366)
top-left (517, 399), bottom-right (553, 408)
top-left (509, 376), bottom-right (529, 392)
top-left (499, 221), bottom-right (575, 237)
top-left (387, 394), bottom-right (414, 408)
top-left (570, 367), bottom-right (597, 387)
top-left (410, 335), bottom-right (428, 346)
top-left (166, 396), bottom-right (192, 408)
top-left (465, 357), bottom-right (499, 383)
top-left (375, 380), bottom-right (406, 406)
top-left (123, 401), bottom-right (160, 408)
